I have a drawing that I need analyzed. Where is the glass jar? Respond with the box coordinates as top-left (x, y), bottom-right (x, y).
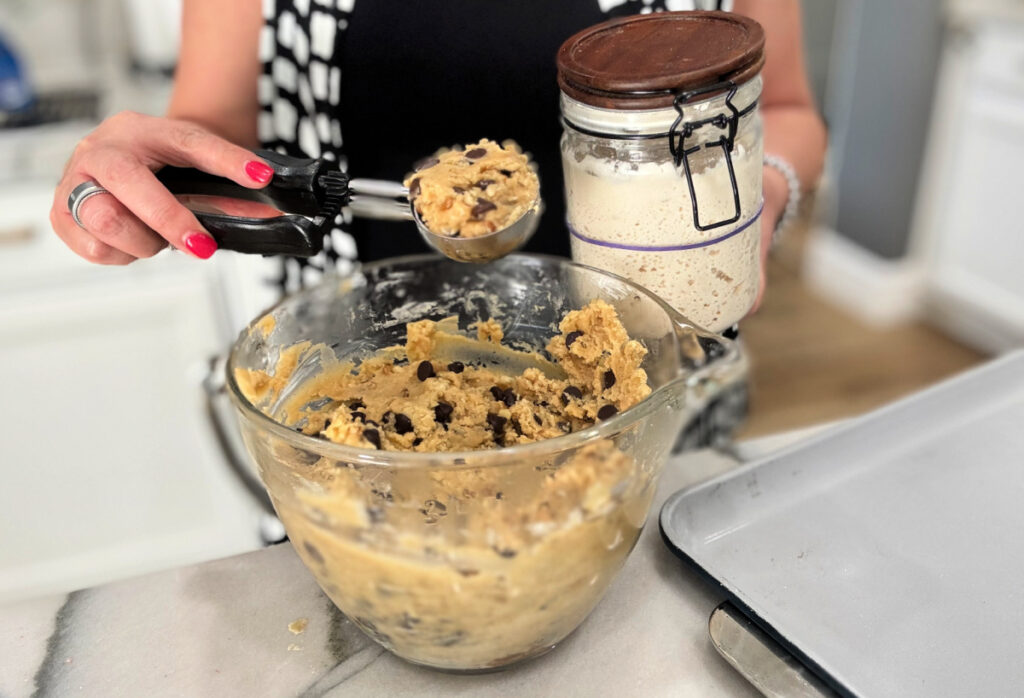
top-left (557, 12), bottom-right (765, 333)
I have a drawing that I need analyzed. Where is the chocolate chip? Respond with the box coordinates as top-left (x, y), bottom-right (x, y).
top-left (533, 414), bottom-right (543, 425)
top-left (558, 421), bottom-right (571, 433)
top-left (407, 178), bottom-right (421, 199)
top-left (475, 179), bottom-right (494, 189)
top-left (420, 498), bottom-right (448, 524)
top-left (350, 411), bottom-right (366, 422)
top-left (413, 437), bottom-right (423, 447)
top-left (465, 147), bottom-right (487, 159)
top-left (494, 547), bottom-right (517, 558)
top-left (447, 361), bottom-right (465, 373)
top-left (452, 186), bottom-right (466, 194)
top-left (490, 386), bottom-right (517, 407)
top-left (423, 499), bottom-right (446, 514)
top-left (597, 404), bottom-right (619, 420)
top-left (511, 418), bottom-right (523, 436)
top-left (323, 418), bottom-right (332, 430)
top-left (539, 400), bottom-right (549, 408)
top-left (416, 361), bottom-right (435, 381)
top-left (303, 541), bottom-right (325, 564)
top-left (414, 156), bottom-right (439, 171)
top-left (496, 491), bottom-right (503, 500)
top-left (362, 428), bottom-right (381, 449)
top-left (348, 399), bottom-right (365, 410)
top-left (499, 169), bottom-right (513, 177)
top-left (603, 370), bottom-right (616, 390)
top-left (561, 386), bottom-right (583, 405)
top-left (394, 413), bottom-right (414, 435)
top-left (434, 402), bottom-right (454, 424)
top-left (471, 199), bottom-right (497, 219)
top-left (486, 413), bottom-right (508, 432)
top-left (565, 330), bottom-right (584, 348)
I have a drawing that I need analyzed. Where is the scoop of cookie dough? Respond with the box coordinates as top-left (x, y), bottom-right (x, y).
top-left (403, 139), bottom-right (540, 239)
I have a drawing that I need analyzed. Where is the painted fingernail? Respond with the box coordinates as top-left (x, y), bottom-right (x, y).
top-left (184, 231), bottom-right (217, 259)
top-left (245, 160), bottom-right (274, 184)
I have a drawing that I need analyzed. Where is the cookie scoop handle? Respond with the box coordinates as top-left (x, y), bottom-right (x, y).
top-left (192, 211), bottom-right (323, 257)
top-left (157, 150), bottom-right (349, 257)
top-left (157, 149), bottom-right (345, 216)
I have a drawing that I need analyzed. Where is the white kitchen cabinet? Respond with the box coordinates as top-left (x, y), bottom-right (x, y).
top-left (0, 182), bottom-right (267, 604)
top-left (911, 9), bottom-right (1024, 352)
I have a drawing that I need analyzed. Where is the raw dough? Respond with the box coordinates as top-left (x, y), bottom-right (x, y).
top-left (286, 300), bottom-right (649, 452)
top-left (237, 300), bottom-right (656, 670)
top-left (403, 138), bottom-right (539, 238)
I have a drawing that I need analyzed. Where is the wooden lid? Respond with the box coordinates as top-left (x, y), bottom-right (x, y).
top-left (557, 11), bottom-right (765, 110)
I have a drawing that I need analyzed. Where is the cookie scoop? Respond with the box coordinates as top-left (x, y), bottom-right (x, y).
top-left (156, 141), bottom-right (542, 263)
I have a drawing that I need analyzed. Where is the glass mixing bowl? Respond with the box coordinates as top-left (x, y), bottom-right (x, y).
top-left (226, 254), bottom-right (744, 671)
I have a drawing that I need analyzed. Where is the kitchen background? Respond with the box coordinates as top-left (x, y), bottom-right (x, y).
top-left (1, 0), bottom-right (1021, 605)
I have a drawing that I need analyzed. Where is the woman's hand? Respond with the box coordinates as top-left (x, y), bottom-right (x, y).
top-left (50, 111), bottom-right (274, 264)
top-left (752, 165), bottom-right (789, 308)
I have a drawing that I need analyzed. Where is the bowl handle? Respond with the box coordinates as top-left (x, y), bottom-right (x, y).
top-left (202, 355), bottom-right (276, 516)
top-left (669, 320), bottom-right (750, 452)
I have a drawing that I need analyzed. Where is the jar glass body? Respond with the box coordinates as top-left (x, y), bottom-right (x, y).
top-left (560, 76), bottom-right (764, 333)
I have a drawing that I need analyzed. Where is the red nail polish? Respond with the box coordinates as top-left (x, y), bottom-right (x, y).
top-left (245, 160), bottom-right (274, 184)
top-left (184, 232), bottom-right (217, 259)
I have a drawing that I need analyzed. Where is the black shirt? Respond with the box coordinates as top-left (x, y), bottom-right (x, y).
top-left (338, 0), bottom-right (612, 260)
top-left (256, 1), bottom-right (689, 271)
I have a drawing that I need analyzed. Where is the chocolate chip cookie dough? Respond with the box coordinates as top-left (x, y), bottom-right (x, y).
top-left (236, 300), bottom-right (656, 670)
top-left (403, 138), bottom-right (539, 238)
top-left (274, 300), bottom-right (649, 452)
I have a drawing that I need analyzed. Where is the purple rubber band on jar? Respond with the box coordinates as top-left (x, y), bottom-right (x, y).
top-left (567, 201), bottom-right (764, 252)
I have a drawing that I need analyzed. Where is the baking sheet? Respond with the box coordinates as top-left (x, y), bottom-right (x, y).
top-left (661, 351), bottom-right (1024, 697)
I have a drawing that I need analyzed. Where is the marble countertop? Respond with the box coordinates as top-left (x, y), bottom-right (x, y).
top-left (1, 430), bottom-right (821, 698)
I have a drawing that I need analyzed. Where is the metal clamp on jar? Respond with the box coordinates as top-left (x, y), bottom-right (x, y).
top-left (557, 12), bottom-right (765, 333)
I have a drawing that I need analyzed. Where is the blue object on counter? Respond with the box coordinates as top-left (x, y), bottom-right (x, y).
top-left (0, 30), bottom-right (34, 113)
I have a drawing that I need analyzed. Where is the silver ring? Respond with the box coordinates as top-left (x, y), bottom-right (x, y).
top-left (67, 180), bottom-right (111, 228)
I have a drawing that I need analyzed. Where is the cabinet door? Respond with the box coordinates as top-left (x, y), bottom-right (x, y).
top-left (0, 229), bottom-right (264, 604)
top-left (917, 22), bottom-right (1024, 351)
top-left (930, 91), bottom-right (1024, 334)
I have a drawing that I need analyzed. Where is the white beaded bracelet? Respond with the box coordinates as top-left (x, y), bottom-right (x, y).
top-left (763, 153), bottom-right (801, 247)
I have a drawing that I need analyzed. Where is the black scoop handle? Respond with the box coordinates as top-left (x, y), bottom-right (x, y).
top-left (191, 211), bottom-right (322, 257)
top-left (157, 150), bottom-right (349, 257)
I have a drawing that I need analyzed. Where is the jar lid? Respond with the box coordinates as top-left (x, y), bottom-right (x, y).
top-left (557, 11), bottom-right (765, 110)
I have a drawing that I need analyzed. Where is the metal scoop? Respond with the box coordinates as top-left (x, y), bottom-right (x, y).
top-left (156, 149), bottom-right (541, 263)
top-left (347, 178), bottom-right (542, 263)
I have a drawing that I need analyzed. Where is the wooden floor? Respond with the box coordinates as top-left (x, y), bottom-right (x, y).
top-left (738, 232), bottom-right (986, 438)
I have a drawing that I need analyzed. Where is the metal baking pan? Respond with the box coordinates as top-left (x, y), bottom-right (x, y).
top-left (661, 351), bottom-right (1024, 697)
